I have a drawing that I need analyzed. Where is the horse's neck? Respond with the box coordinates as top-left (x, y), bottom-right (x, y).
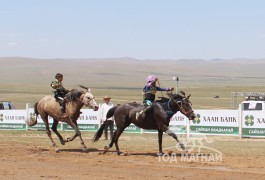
top-left (67, 99), bottom-right (84, 112)
top-left (157, 101), bottom-right (178, 118)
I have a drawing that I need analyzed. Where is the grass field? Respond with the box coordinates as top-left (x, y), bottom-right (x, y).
top-left (1, 83), bottom-right (265, 110)
top-left (1, 57), bottom-right (265, 110)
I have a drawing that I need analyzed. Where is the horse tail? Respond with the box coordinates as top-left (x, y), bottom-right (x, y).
top-left (92, 121), bottom-right (106, 142)
top-left (92, 105), bottom-right (119, 142)
top-left (25, 102), bottom-right (39, 126)
top-left (106, 105), bottom-right (118, 119)
top-left (34, 101), bottom-right (39, 115)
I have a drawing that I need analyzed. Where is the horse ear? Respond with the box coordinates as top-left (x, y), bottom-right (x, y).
top-left (79, 85), bottom-right (88, 91)
top-left (88, 88), bottom-right (91, 92)
top-left (187, 94), bottom-right (191, 99)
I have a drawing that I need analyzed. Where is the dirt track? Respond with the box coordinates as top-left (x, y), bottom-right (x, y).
top-left (0, 131), bottom-right (265, 180)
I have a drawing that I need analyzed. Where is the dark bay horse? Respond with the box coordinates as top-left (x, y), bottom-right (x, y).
top-left (93, 91), bottom-right (196, 155)
top-left (26, 86), bottom-right (98, 152)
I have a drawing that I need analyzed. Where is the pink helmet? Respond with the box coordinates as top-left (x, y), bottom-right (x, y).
top-left (146, 75), bottom-right (157, 83)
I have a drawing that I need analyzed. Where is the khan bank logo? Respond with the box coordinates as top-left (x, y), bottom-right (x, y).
top-left (192, 113), bottom-right (201, 124)
top-left (245, 115), bottom-right (254, 126)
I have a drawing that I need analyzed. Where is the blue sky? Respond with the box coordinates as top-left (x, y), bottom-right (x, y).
top-left (0, 0), bottom-right (265, 60)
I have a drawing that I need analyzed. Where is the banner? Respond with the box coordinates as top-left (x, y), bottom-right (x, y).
top-left (169, 112), bottom-right (188, 134)
top-left (190, 110), bottom-right (239, 135)
top-left (2, 107), bottom-right (265, 138)
top-left (0, 110), bottom-right (26, 130)
top-left (61, 109), bottom-right (100, 131)
top-left (241, 111), bottom-right (265, 137)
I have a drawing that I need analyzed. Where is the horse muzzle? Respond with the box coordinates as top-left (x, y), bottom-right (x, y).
top-left (188, 112), bottom-right (196, 120)
top-left (94, 106), bottom-right (99, 111)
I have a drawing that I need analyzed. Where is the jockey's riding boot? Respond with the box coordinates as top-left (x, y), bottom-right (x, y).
top-left (60, 101), bottom-right (68, 118)
top-left (136, 110), bottom-right (144, 120)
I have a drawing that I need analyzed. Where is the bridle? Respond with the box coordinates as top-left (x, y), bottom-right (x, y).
top-left (72, 92), bottom-right (95, 105)
top-left (167, 94), bottom-right (194, 116)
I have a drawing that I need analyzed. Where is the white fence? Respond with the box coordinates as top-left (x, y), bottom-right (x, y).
top-left (0, 107), bottom-right (265, 138)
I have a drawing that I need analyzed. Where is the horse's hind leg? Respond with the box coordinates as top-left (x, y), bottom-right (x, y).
top-left (112, 125), bottom-right (127, 155)
top-left (51, 119), bottom-right (65, 145)
top-left (42, 116), bottom-right (59, 152)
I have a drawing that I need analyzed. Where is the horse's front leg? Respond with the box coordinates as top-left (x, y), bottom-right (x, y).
top-left (67, 119), bottom-right (87, 152)
top-left (163, 126), bottom-right (186, 151)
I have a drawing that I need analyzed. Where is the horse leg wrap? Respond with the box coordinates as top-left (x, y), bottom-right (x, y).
top-left (166, 129), bottom-right (174, 136)
top-left (166, 129), bottom-right (179, 141)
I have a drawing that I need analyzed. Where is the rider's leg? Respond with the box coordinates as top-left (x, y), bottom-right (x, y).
top-left (59, 98), bottom-right (68, 118)
top-left (136, 100), bottom-right (152, 120)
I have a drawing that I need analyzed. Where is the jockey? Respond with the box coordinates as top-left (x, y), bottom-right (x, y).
top-left (51, 73), bottom-right (69, 118)
top-left (136, 75), bottom-right (174, 120)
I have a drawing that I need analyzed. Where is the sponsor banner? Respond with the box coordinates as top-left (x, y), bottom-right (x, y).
top-left (190, 110), bottom-right (239, 135)
top-left (27, 123), bottom-right (62, 130)
top-left (0, 123), bottom-right (26, 130)
top-left (169, 112), bottom-right (188, 126)
top-left (0, 110), bottom-right (26, 124)
top-left (124, 125), bottom-right (141, 133)
top-left (63, 123), bottom-right (99, 131)
top-left (242, 128), bottom-right (265, 136)
top-left (241, 111), bottom-right (265, 136)
top-left (143, 126), bottom-right (186, 134)
top-left (28, 108), bottom-right (100, 124)
top-left (170, 125), bottom-right (187, 134)
top-left (242, 111), bottom-right (265, 128)
top-left (190, 126), bottom-right (239, 135)
top-left (75, 109), bottom-right (99, 124)
top-left (113, 125), bottom-right (141, 133)
top-left (191, 110), bottom-right (239, 127)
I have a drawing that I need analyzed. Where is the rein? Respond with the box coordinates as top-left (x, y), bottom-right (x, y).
top-left (167, 94), bottom-right (193, 116)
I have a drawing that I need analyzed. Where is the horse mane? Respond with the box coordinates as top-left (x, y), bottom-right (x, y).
top-left (155, 91), bottom-right (184, 103)
top-left (64, 89), bottom-right (83, 102)
top-left (155, 97), bottom-right (169, 103)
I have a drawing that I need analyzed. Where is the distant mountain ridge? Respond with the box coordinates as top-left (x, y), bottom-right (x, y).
top-left (1, 57), bottom-right (265, 88)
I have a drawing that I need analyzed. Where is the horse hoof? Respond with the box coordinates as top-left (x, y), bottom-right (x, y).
top-left (157, 152), bottom-right (164, 156)
top-left (117, 152), bottom-right (123, 156)
top-left (82, 148), bottom-right (88, 152)
top-left (102, 146), bottom-right (110, 154)
top-left (55, 148), bottom-right (60, 153)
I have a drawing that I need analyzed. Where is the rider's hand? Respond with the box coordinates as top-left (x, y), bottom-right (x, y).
top-left (169, 87), bottom-right (174, 91)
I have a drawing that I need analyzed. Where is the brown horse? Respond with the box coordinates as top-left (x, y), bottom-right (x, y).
top-left (26, 86), bottom-right (98, 152)
top-left (93, 91), bottom-right (195, 155)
